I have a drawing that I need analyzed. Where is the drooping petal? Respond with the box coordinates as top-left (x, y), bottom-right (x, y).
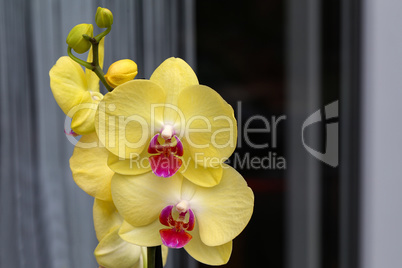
top-left (86, 38), bottom-right (105, 92)
top-left (184, 165), bottom-right (254, 246)
top-left (70, 133), bottom-right (113, 201)
top-left (150, 57), bottom-right (199, 124)
top-left (177, 85), bottom-right (237, 167)
top-left (95, 80), bottom-right (165, 159)
top-left (93, 199), bottom-right (122, 241)
top-left (70, 91), bottom-right (103, 135)
top-left (94, 226), bottom-right (142, 268)
top-left (119, 220), bottom-right (163, 247)
top-left (107, 149), bottom-right (151, 175)
top-left (49, 56), bottom-right (87, 115)
top-left (111, 172), bottom-right (182, 227)
top-left (184, 222), bottom-right (232, 266)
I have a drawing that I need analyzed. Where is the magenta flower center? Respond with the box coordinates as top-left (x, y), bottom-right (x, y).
top-left (159, 203), bottom-right (195, 248)
top-left (148, 126), bottom-right (183, 178)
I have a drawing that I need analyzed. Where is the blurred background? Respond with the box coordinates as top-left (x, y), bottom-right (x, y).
top-left (1, 0), bottom-right (401, 267)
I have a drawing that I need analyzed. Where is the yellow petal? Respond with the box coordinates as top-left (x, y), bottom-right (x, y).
top-left (93, 199), bottom-right (122, 241)
top-left (107, 149), bottom-right (151, 175)
top-left (120, 221), bottom-right (169, 266)
top-left (185, 165), bottom-right (254, 246)
top-left (86, 38), bottom-right (105, 92)
top-left (49, 56), bottom-right (87, 115)
top-left (70, 91), bottom-right (103, 135)
top-left (111, 172), bottom-right (182, 226)
top-left (70, 133), bottom-right (113, 201)
top-left (95, 80), bottom-right (165, 159)
top-left (150, 57), bottom-right (198, 99)
top-left (94, 226), bottom-right (142, 268)
top-left (185, 222), bottom-right (232, 266)
top-left (179, 154), bottom-right (223, 187)
top-left (150, 57), bottom-right (199, 123)
top-left (177, 85), bottom-right (237, 167)
top-left (119, 220), bottom-right (163, 247)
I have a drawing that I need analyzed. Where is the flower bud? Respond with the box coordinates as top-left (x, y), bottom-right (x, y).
top-left (104, 59), bottom-right (138, 88)
top-left (95, 7), bottom-right (114, 28)
top-left (66, 24), bottom-right (93, 54)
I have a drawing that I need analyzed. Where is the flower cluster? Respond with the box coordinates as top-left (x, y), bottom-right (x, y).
top-left (49, 7), bottom-right (254, 268)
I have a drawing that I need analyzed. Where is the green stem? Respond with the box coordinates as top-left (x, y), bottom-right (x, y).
top-left (147, 247), bottom-right (156, 268)
top-left (147, 246), bottom-right (163, 268)
top-left (68, 37), bottom-right (114, 92)
top-left (94, 65), bottom-right (113, 92)
top-left (67, 46), bottom-right (92, 69)
top-left (95, 26), bottom-right (112, 43)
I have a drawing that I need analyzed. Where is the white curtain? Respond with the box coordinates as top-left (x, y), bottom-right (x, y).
top-left (0, 0), bottom-right (195, 267)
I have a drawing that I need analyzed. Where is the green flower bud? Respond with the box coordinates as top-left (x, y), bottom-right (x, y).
top-left (95, 7), bottom-right (114, 28)
top-left (105, 59), bottom-right (138, 88)
top-left (66, 24), bottom-right (93, 54)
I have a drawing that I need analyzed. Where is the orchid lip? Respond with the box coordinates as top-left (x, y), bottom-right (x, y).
top-left (148, 133), bottom-right (183, 178)
top-left (159, 204), bottom-right (195, 248)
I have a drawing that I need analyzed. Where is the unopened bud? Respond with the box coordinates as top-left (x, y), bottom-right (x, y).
top-left (104, 59), bottom-right (138, 88)
top-left (95, 7), bottom-right (114, 28)
top-left (66, 24), bottom-right (93, 54)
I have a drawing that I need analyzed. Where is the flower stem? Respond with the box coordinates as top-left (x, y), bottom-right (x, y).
top-left (67, 46), bottom-right (92, 69)
top-left (95, 26), bottom-right (112, 43)
top-left (147, 246), bottom-right (163, 268)
top-left (67, 37), bottom-right (114, 92)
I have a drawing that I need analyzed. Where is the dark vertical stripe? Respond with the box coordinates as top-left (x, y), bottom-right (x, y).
top-left (339, 0), bottom-right (361, 268)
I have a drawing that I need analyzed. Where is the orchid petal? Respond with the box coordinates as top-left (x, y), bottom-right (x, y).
top-left (69, 133), bottom-right (113, 201)
top-left (49, 56), bottom-right (87, 115)
top-left (179, 140), bottom-right (223, 187)
top-left (184, 165), bottom-right (254, 246)
top-left (93, 199), bottom-right (122, 241)
top-left (111, 172), bottom-right (182, 227)
top-left (95, 80), bottom-right (165, 159)
top-left (150, 57), bottom-right (198, 100)
top-left (119, 220), bottom-right (163, 247)
top-left (150, 57), bottom-right (198, 124)
top-left (119, 221), bottom-right (169, 266)
top-left (70, 90), bottom-right (103, 135)
top-left (184, 222), bottom-right (232, 266)
top-left (94, 226), bottom-right (142, 268)
top-left (107, 149), bottom-right (151, 175)
top-left (178, 85), bottom-right (237, 167)
top-left (180, 158), bottom-right (223, 187)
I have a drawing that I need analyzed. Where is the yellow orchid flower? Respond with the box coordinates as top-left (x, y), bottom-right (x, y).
top-left (96, 57), bottom-right (237, 187)
top-left (49, 38), bottom-right (105, 135)
top-left (93, 198), bottom-right (169, 268)
top-left (111, 165), bottom-right (254, 266)
top-left (69, 132), bottom-right (113, 201)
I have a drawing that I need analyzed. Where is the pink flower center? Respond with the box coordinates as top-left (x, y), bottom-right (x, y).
top-left (159, 204), bottom-right (195, 248)
top-left (148, 126), bottom-right (183, 178)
